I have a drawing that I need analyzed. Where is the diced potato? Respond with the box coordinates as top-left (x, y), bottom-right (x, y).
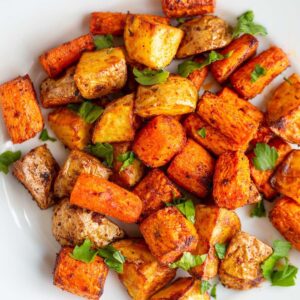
top-left (230, 47), bottom-right (290, 99)
top-left (74, 47), bottom-right (127, 99)
top-left (248, 137), bottom-right (292, 200)
top-left (161, 0), bottom-right (215, 17)
top-left (210, 34), bottom-right (258, 83)
top-left (53, 247), bottom-right (108, 300)
top-left (140, 207), bottom-right (198, 264)
top-left (151, 277), bottom-right (210, 300)
top-left (111, 142), bottom-right (145, 188)
top-left (248, 181), bottom-right (261, 205)
top-left (92, 93), bottom-right (135, 143)
top-left (176, 15), bottom-right (232, 58)
top-left (48, 107), bottom-right (91, 150)
top-left (52, 198), bottom-right (124, 248)
top-left (167, 139), bottom-right (215, 198)
top-left (271, 150), bottom-right (300, 203)
top-left (219, 232), bottom-right (272, 290)
top-left (197, 88), bottom-right (263, 147)
top-left (0, 75), bottom-right (43, 143)
top-left (187, 56), bottom-right (209, 91)
top-left (40, 66), bottom-right (82, 108)
top-left (70, 173), bottom-right (143, 223)
top-left (133, 168), bottom-right (181, 221)
top-left (266, 73), bottom-right (300, 144)
top-left (269, 196), bottom-right (300, 251)
top-left (135, 75), bottom-right (198, 118)
top-left (39, 34), bottom-right (95, 78)
top-left (113, 239), bottom-right (176, 300)
top-left (124, 15), bottom-right (184, 69)
top-left (133, 115), bottom-right (186, 167)
top-left (213, 151), bottom-right (251, 210)
top-left (12, 145), bottom-right (59, 209)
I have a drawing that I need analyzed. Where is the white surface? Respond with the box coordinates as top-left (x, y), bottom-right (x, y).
top-left (0, 0), bottom-right (299, 299)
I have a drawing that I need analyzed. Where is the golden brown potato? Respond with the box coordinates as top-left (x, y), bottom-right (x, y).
top-left (230, 47), bottom-right (290, 99)
top-left (151, 277), bottom-right (210, 300)
top-left (133, 168), bottom-right (181, 221)
top-left (187, 56), bottom-right (209, 91)
top-left (219, 232), bottom-right (272, 290)
top-left (12, 145), bottom-right (59, 209)
top-left (210, 34), bottom-right (258, 83)
top-left (124, 15), bottom-right (184, 69)
top-left (40, 66), bottom-right (82, 108)
top-left (167, 139), bottom-right (215, 198)
top-left (133, 115), bottom-right (186, 168)
top-left (266, 73), bottom-right (300, 144)
top-left (92, 93), bottom-right (135, 143)
top-left (176, 15), bottom-right (232, 58)
top-left (74, 47), bottom-right (127, 99)
top-left (0, 75), bottom-right (43, 144)
top-left (52, 198), bottom-right (124, 248)
top-left (140, 207), bottom-right (198, 264)
top-left (269, 196), bottom-right (300, 251)
top-left (213, 151), bottom-right (251, 210)
top-left (48, 107), bottom-right (91, 150)
top-left (271, 150), bottom-right (300, 203)
top-left (54, 247), bottom-right (108, 300)
top-left (113, 239), bottom-right (176, 300)
top-left (135, 75), bottom-right (198, 118)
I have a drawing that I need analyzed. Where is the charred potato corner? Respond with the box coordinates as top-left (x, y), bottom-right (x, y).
top-left (2, 0), bottom-right (300, 299)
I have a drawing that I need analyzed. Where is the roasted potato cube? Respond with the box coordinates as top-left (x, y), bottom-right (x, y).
top-left (133, 168), bottom-right (181, 220)
top-left (267, 73), bottom-right (300, 144)
top-left (113, 239), bottom-right (176, 300)
top-left (0, 75), bottom-right (43, 143)
top-left (12, 145), bottom-right (59, 209)
top-left (54, 247), bottom-right (108, 299)
top-left (210, 34), bottom-right (258, 83)
top-left (248, 181), bottom-right (261, 205)
top-left (48, 107), bottom-right (91, 150)
top-left (271, 150), bottom-right (300, 203)
top-left (111, 142), bottom-right (145, 188)
top-left (219, 232), bottom-right (272, 290)
top-left (140, 207), bottom-right (198, 264)
top-left (133, 115), bottom-right (186, 168)
top-left (92, 93), bottom-right (135, 143)
top-left (230, 47), bottom-right (290, 99)
top-left (74, 47), bottom-right (127, 99)
top-left (269, 196), bottom-right (300, 251)
top-left (167, 139), bottom-right (215, 198)
top-left (151, 277), bottom-right (209, 300)
top-left (248, 137), bottom-right (292, 200)
top-left (187, 57), bottom-right (209, 91)
top-left (39, 34), bottom-right (94, 78)
top-left (197, 88), bottom-right (263, 147)
top-left (135, 75), bottom-right (198, 117)
top-left (213, 151), bottom-right (251, 210)
top-left (70, 173), bottom-right (142, 223)
top-left (176, 15), bottom-right (232, 58)
top-left (40, 66), bottom-right (82, 108)
top-left (124, 15), bottom-right (184, 69)
top-left (161, 0), bottom-right (215, 18)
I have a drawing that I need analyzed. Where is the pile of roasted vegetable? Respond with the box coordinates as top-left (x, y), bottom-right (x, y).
top-left (0, 0), bottom-right (300, 299)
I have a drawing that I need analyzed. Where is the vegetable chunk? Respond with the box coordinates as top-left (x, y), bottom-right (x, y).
top-left (70, 173), bottom-right (143, 223)
top-left (140, 207), bottom-right (198, 264)
top-left (187, 57), bottom-right (209, 91)
top-left (0, 75), bottom-right (43, 143)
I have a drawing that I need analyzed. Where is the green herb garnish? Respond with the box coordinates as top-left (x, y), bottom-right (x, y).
top-left (215, 243), bottom-right (227, 260)
top-left (200, 280), bottom-right (211, 294)
top-left (39, 128), bottom-right (56, 142)
top-left (197, 128), bottom-right (206, 138)
top-left (117, 151), bottom-right (135, 172)
top-left (70, 239), bottom-right (98, 263)
top-left (86, 143), bottom-right (114, 167)
top-left (166, 198), bottom-right (195, 223)
top-left (252, 143), bottom-right (278, 171)
top-left (251, 64), bottom-right (267, 82)
top-left (211, 283), bottom-right (217, 298)
top-left (133, 68), bottom-right (169, 85)
top-left (250, 199), bottom-right (266, 217)
top-left (94, 34), bottom-right (114, 50)
top-left (170, 252), bottom-right (207, 271)
top-left (0, 150), bottom-right (21, 174)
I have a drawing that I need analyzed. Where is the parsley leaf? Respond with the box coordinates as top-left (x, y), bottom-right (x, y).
top-left (284, 77), bottom-right (293, 85)
top-left (251, 64), bottom-right (267, 82)
top-left (133, 68), bottom-right (169, 85)
top-left (166, 198), bottom-right (195, 223)
top-left (232, 10), bottom-right (268, 38)
top-left (67, 101), bottom-right (103, 124)
top-left (70, 239), bottom-right (98, 263)
top-left (271, 261), bottom-right (298, 287)
top-left (117, 151), bottom-right (135, 172)
top-left (215, 243), bottom-right (227, 259)
top-left (86, 143), bottom-right (114, 167)
top-left (0, 150), bottom-right (21, 174)
top-left (252, 143), bottom-right (278, 171)
top-left (39, 128), bottom-right (56, 142)
top-left (97, 245), bottom-right (125, 273)
top-left (94, 34), bottom-right (114, 50)
top-left (197, 127), bottom-right (206, 138)
top-left (211, 283), bottom-right (217, 298)
top-left (200, 280), bottom-right (211, 294)
top-left (170, 252), bottom-right (207, 271)
top-left (250, 199), bottom-right (266, 217)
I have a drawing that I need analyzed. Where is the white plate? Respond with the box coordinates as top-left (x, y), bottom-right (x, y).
top-left (0, 0), bottom-right (299, 299)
